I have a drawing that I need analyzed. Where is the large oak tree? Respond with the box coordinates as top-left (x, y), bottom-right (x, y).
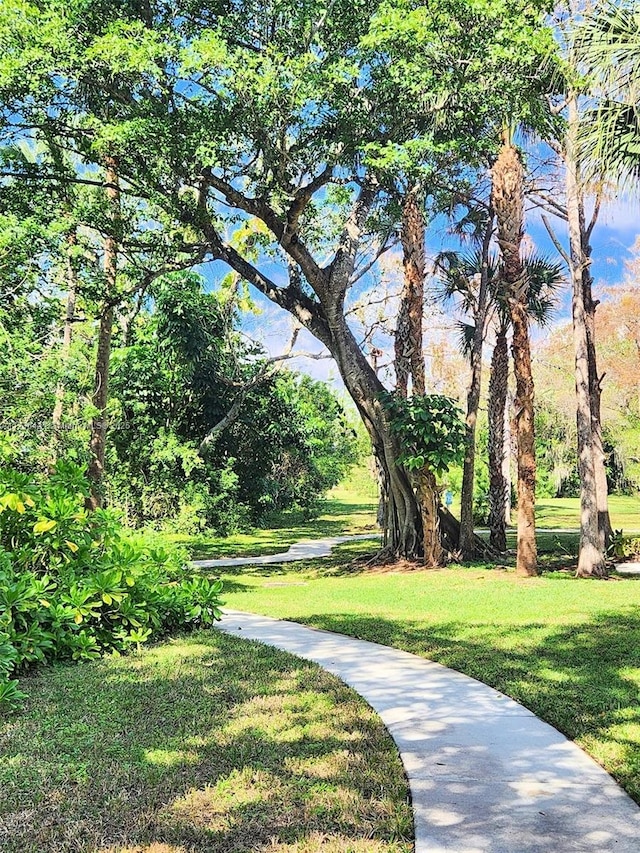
top-left (0, 0), bottom-right (557, 558)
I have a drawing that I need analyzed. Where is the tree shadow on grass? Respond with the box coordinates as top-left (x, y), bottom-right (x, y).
top-left (299, 608), bottom-right (640, 804)
top-left (0, 631), bottom-right (411, 853)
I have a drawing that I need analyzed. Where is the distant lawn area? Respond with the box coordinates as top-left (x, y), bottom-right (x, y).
top-left (536, 495), bottom-right (640, 532)
top-left (0, 629), bottom-right (412, 853)
top-left (214, 539), bottom-right (640, 805)
top-left (170, 465), bottom-right (380, 560)
top-left (170, 463), bottom-right (640, 561)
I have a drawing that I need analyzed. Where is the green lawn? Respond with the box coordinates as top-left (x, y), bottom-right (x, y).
top-left (536, 495), bottom-right (640, 532)
top-left (0, 629), bottom-right (412, 853)
top-left (168, 466), bottom-right (379, 560)
top-left (213, 540), bottom-right (640, 804)
top-left (14, 465), bottom-right (639, 852)
top-left (171, 463), bottom-right (640, 561)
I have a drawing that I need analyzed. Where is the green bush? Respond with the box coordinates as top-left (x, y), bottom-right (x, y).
top-left (609, 532), bottom-right (640, 560)
top-left (0, 460), bottom-right (223, 711)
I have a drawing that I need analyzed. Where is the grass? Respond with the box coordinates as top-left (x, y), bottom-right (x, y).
top-left (168, 461), bottom-right (640, 561)
top-left (167, 466), bottom-right (379, 560)
top-left (212, 540), bottom-right (640, 805)
top-left (10, 466), bottom-right (640, 849)
top-left (536, 495), bottom-right (640, 532)
top-left (0, 629), bottom-right (412, 853)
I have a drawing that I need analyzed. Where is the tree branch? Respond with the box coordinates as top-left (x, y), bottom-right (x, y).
top-left (350, 233), bottom-right (398, 286)
top-left (284, 163), bottom-right (335, 237)
top-left (198, 328), bottom-right (331, 453)
top-left (201, 168), bottom-right (327, 293)
top-left (541, 214), bottom-right (571, 266)
top-left (327, 175), bottom-right (379, 300)
top-left (586, 191), bottom-right (602, 241)
top-left (202, 219), bottom-right (333, 348)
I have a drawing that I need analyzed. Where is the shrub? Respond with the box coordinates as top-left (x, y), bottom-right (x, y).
top-left (609, 532), bottom-right (640, 560)
top-left (0, 460), bottom-right (223, 711)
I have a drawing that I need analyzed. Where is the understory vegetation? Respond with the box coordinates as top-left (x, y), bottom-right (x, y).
top-left (2, 272), bottom-right (363, 535)
top-left (0, 460), bottom-right (223, 709)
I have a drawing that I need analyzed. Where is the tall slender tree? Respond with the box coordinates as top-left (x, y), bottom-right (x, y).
top-left (86, 156), bottom-right (119, 508)
top-left (52, 230), bottom-right (79, 448)
top-left (439, 249), bottom-right (561, 553)
top-left (540, 1), bottom-right (614, 572)
top-left (394, 186), bottom-right (444, 565)
top-left (436, 211), bottom-right (495, 558)
top-left (492, 137), bottom-right (538, 576)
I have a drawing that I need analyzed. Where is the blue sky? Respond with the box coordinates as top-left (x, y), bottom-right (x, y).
top-left (202, 187), bottom-right (639, 395)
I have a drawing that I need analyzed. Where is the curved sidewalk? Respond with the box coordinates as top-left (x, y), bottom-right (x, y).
top-left (215, 610), bottom-right (640, 853)
top-left (192, 533), bottom-right (379, 568)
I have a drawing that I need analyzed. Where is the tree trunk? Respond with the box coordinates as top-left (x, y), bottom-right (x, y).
top-left (580, 206), bottom-right (613, 548)
top-left (417, 467), bottom-right (443, 566)
top-left (203, 177), bottom-right (451, 559)
top-left (585, 287), bottom-right (613, 547)
top-left (328, 309), bottom-right (424, 557)
top-left (86, 156), bottom-right (119, 509)
top-left (566, 94), bottom-right (608, 577)
top-left (394, 188), bottom-right (446, 564)
top-left (492, 140), bottom-right (538, 576)
top-left (459, 216), bottom-right (493, 558)
top-left (510, 301), bottom-right (538, 576)
top-left (51, 230), bottom-right (78, 456)
top-left (401, 190), bottom-right (426, 397)
top-left (503, 388), bottom-right (513, 526)
top-left (488, 327), bottom-right (509, 552)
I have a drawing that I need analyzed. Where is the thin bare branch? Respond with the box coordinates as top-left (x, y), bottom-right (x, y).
top-left (541, 214), bottom-right (571, 266)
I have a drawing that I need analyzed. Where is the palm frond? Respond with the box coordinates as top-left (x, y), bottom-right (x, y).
top-left (576, 1), bottom-right (640, 93)
top-left (523, 255), bottom-right (564, 326)
top-left (455, 320), bottom-right (476, 359)
top-left (448, 206), bottom-right (493, 245)
top-left (575, 1), bottom-right (640, 185)
top-left (436, 249), bottom-right (500, 308)
top-left (580, 101), bottom-right (640, 186)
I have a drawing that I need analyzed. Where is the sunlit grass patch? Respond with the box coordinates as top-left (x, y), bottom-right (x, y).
top-left (163, 467), bottom-right (379, 560)
top-left (220, 563), bottom-right (640, 804)
top-left (0, 631), bottom-right (412, 853)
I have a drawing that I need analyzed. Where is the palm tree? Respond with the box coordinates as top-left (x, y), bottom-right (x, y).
top-left (492, 137), bottom-right (540, 576)
top-left (576, 1), bottom-right (640, 186)
top-left (435, 209), bottom-right (494, 560)
top-left (438, 250), bottom-right (561, 554)
top-left (395, 186), bottom-right (443, 566)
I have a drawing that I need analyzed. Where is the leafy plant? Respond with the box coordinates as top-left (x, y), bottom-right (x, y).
top-left (383, 393), bottom-right (466, 475)
top-left (0, 461), bottom-right (224, 712)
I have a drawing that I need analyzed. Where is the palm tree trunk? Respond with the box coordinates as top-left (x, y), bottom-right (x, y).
top-left (492, 140), bottom-right (538, 576)
top-left (397, 189), bottom-right (443, 565)
top-left (585, 287), bottom-right (613, 547)
top-left (488, 326), bottom-right (509, 551)
top-left (580, 209), bottom-right (613, 548)
top-left (396, 189), bottom-right (426, 396)
top-left (566, 93), bottom-right (607, 577)
top-left (87, 156), bottom-right (119, 509)
top-left (459, 216), bottom-right (493, 558)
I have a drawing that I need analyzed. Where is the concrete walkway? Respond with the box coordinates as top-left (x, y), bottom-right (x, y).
top-left (215, 610), bottom-right (640, 853)
top-left (192, 533), bottom-right (379, 568)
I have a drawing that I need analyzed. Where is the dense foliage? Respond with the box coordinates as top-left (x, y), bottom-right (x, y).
top-left (0, 270), bottom-right (361, 533)
top-left (384, 394), bottom-right (466, 475)
top-left (0, 0), bottom-right (636, 573)
top-left (0, 460), bottom-right (223, 710)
